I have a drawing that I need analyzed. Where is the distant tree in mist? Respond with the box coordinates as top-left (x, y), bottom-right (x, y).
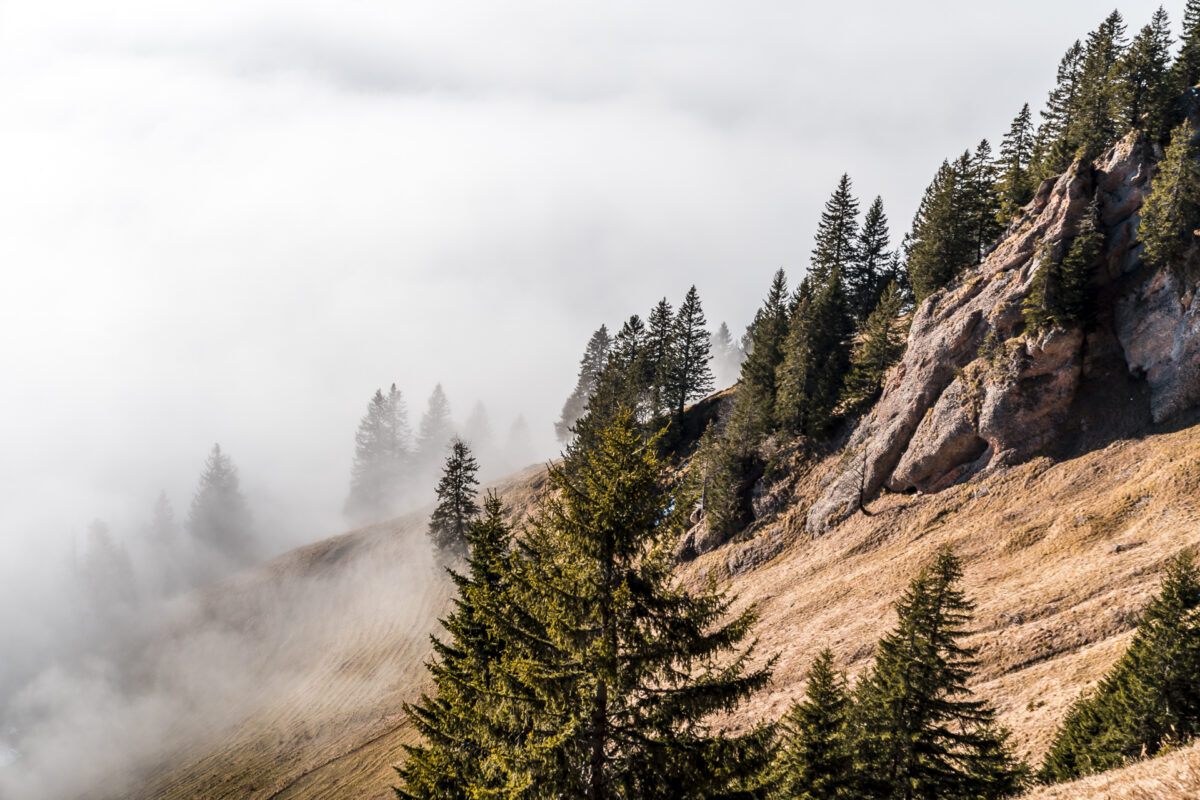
top-left (78, 520), bottom-right (138, 616)
top-left (503, 414), bottom-right (537, 471)
top-left (555, 325), bottom-right (610, 442)
top-left (417, 384), bottom-right (455, 470)
top-left (345, 384), bottom-right (412, 523)
top-left (428, 438), bottom-right (480, 558)
top-left (186, 444), bottom-right (256, 565)
top-left (463, 401), bottom-right (494, 458)
top-left (710, 320), bottom-right (744, 389)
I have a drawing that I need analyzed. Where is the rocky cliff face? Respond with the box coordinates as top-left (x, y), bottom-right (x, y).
top-left (807, 127), bottom-right (1200, 535)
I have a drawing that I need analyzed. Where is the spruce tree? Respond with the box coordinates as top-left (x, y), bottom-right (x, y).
top-left (1023, 198), bottom-right (1102, 333)
top-left (1175, 0), bottom-right (1200, 93)
top-left (346, 385), bottom-right (411, 522)
top-left (608, 314), bottom-right (651, 419)
top-left (501, 410), bottom-right (774, 798)
top-left (1140, 120), bottom-right (1200, 270)
top-left (666, 286), bottom-right (715, 421)
top-left (811, 174), bottom-right (860, 288)
top-left (417, 384), bottom-right (455, 471)
top-left (775, 268), bottom-right (853, 437)
top-left (734, 269), bottom-right (791, 440)
top-left (1033, 40), bottom-right (1085, 178)
top-left (1069, 11), bottom-right (1128, 163)
top-left (906, 155), bottom-right (979, 303)
top-left (998, 104), bottom-right (1037, 218)
top-left (557, 326), bottom-right (612, 442)
top-left (773, 649), bottom-right (854, 800)
top-left (186, 443), bottom-right (255, 564)
top-left (852, 549), bottom-right (1027, 800)
top-left (849, 196), bottom-right (893, 324)
top-left (398, 493), bottom-right (516, 799)
top-left (646, 299), bottom-right (675, 418)
top-left (969, 140), bottom-right (1004, 263)
top-left (1041, 552), bottom-right (1200, 782)
top-left (428, 438), bottom-right (480, 557)
top-left (842, 282), bottom-right (906, 416)
top-left (1115, 7), bottom-right (1173, 143)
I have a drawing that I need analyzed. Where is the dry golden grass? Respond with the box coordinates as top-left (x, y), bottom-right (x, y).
top-left (136, 417), bottom-right (1200, 798)
top-left (1021, 741), bottom-right (1200, 799)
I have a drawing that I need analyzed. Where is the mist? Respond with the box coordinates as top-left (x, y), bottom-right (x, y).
top-left (0, 0), bottom-right (1181, 797)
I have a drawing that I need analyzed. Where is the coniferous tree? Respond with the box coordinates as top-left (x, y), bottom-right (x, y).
top-left (1176, 0), bottom-right (1200, 93)
top-left (852, 549), bottom-right (1027, 800)
top-left (1115, 7), bottom-right (1173, 142)
top-left (500, 410), bottom-right (774, 798)
top-left (775, 268), bottom-right (853, 437)
top-left (1069, 11), bottom-right (1128, 163)
top-left (906, 155), bottom-right (979, 303)
top-left (1024, 199), bottom-right (1102, 332)
top-left (734, 270), bottom-right (791, 440)
top-left (772, 649), bottom-right (854, 800)
top-left (186, 443), bottom-right (255, 564)
top-left (417, 384), bottom-right (455, 471)
top-left (607, 314), bottom-right (651, 419)
top-left (398, 493), bottom-right (516, 799)
top-left (1033, 40), bottom-right (1085, 178)
top-left (557, 326), bottom-right (612, 442)
top-left (1140, 120), bottom-right (1200, 270)
top-left (428, 438), bottom-right (480, 557)
top-left (842, 282), bottom-right (907, 416)
top-left (667, 286), bottom-right (714, 421)
top-left (693, 420), bottom-right (746, 545)
top-left (969, 140), bottom-right (1004, 263)
top-left (1041, 552), bottom-right (1200, 782)
top-left (710, 321), bottom-right (744, 389)
top-left (645, 299), bottom-right (675, 418)
top-left (464, 401), bottom-right (494, 456)
top-left (346, 385), bottom-right (411, 522)
top-left (999, 104), bottom-right (1037, 218)
top-left (811, 174), bottom-right (860, 288)
top-left (849, 196), bottom-right (893, 324)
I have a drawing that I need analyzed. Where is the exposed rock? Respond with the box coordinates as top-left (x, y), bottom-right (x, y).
top-left (806, 126), bottom-right (1193, 535)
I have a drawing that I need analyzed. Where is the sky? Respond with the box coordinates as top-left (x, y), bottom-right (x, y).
top-left (0, 0), bottom-right (1176, 564)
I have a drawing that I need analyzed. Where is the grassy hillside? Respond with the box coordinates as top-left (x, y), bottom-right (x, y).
top-left (127, 412), bottom-right (1200, 799)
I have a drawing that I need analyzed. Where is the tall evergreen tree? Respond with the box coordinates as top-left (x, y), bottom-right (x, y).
top-left (500, 411), bottom-right (774, 798)
top-left (842, 282), bottom-right (907, 416)
top-left (734, 270), bottom-right (791, 440)
top-left (666, 286), bottom-right (714, 421)
top-left (906, 155), bottom-right (979, 303)
top-left (998, 104), bottom-right (1037, 218)
top-left (811, 174), bottom-right (860, 288)
top-left (1034, 40), bottom-right (1085, 177)
top-left (775, 268), bottom-right (853, 437)
top-left (1175, 0), bottom-right (1200, 93)
top-left (1024, 199), bottom-right (1102, 332)
top-left (346, 385), bottom-right (411, 522)
top-left (852, 549), bottom-right (1027, 800)
top-left (557, 326), bottom-right (612, 442)
top-left (646, 299), bottom-right (675, 419)
top-left (772, 649), bottom-right (854, 800)
top-left (186, 443), bottom-right (255, 564)
top-left (849, 196), bottom-right (893, 324)
top-left (1041, 552), bottom-right (1200, 782)
top-left (417, 384), bottom-right (455, 471)
top-left (1069, 11), bottom-right (1128, 162)
top-left (607, 314), bottom-right (651, 419)
top-left (968, 140), bottom-right (1004, 263)
top-left (398, 493), bottom-right (516, 798)
top-left (428, 438), bottom-right (481, 557)
top-left (1115, 7), bottom-right (1173, 142)
top-left (1140, 120), bottom-right (1200, 270)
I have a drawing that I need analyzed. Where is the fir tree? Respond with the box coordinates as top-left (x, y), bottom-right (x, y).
top-left (557, 326), bottom-right (612, 442)
top-left (1041, 552), bottom-right (1200, 782)
top-left (501, 410), bottom-right (774, 798)
top-left (646, 298), bottom-right (675, 419)
top-left (849, 196), bottom-right (893, 324)
top-left (734, 269), bottom-right (791, 440)
top-left (1175, 0), bottom-right (1200, 93)
top-left (772, 649), bottom-right (854, 800)
top-left (852, 549), bottom-right (1028, 800)
top-left (1068, 11), bottom-right (1128, 163)
top-left (428, 438), bottom-right (480, 557)
top-left (906, 155), bottom-right (979, 303)
top-left (1115, 7), bottom-right (1173, 142)
top-left (998, 104), bottom-right (1037, 218)
top-left (1140, 120), bottom-right (1200, 270)
top-left (346, 385), bottom-right (411, 522)
top-left (608, 314), bottom-right (651, 419)
top-left (417, 384), bottom-right (455, 471)
top-left (1023, 198), bottom-right (1102, 332)
top-left (811, 174), bottom-right (860, 288)
top-left (398, 493), bottom-right (516, 799)
top-left (775, 268), bottom-right (853, 437)
top-left (842, 282), bottom-right (907, 416)
top-left (186, 443), bottom-right (255, 564)
top-left (969, 140), bottom-right (1004, 263)
top-left (666, 286), bottom-right (715, 421)
top-left (1033, 40), bottom-right (1085, 178)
